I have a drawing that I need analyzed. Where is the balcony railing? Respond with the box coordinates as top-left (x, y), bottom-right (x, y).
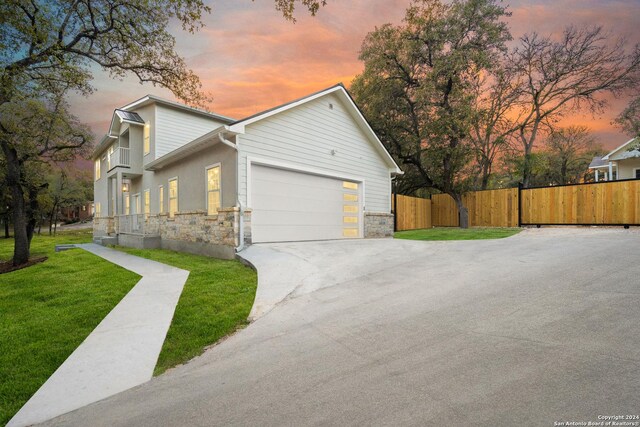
top-left (108, 147), bottom-right (130, 170)
top-left (116, 214), bottom-right (158, 235)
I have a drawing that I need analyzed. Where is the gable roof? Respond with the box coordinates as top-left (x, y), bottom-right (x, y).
top-left (228, 83), bottom-right (402, 174)
top-left (115, 109), bottom-right (144, 124)
top-left (121, 95), bottom-right (235, 123)
top-left (588, 156), bottom-right (608, 169)
top-left (602, 136), bottom-right (640, 161)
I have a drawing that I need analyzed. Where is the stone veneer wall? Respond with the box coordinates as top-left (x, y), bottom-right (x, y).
top-left (364, 212), bottom-right (394, 238)
top-left (147, 207), bottom-right (241, 247)
top-left (93, 217), bottom-right (115, 236)
top-left (93, 208), bottom-right (253, 259)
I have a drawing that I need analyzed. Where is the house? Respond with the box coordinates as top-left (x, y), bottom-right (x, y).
top-left (93, 84), bottom-right (402, 259)
top-left (589, 137), bottom-right (640, 182)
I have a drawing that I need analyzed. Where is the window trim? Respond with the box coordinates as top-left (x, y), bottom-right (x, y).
top-left (168, 177), bottom-right (178, 218)
top-left (158, 185), bottom-right (164, 214)
top-left (205, 163), bottom-right (222, 216)
top-left (143, 122), bottom-right (150, 156)
top-left (143, 189), bottom-right (150, 217)
top-left (132, 193), bottom-right (141, 215)
top-left (124, 192), bottom-right (130, 215)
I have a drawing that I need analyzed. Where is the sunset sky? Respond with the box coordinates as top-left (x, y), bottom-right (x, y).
top-left (71, 0), bottom-right (640, 151)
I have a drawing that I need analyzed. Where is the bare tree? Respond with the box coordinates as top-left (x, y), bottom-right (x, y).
top-left (468, 67), bottom-right (521, 189)
top-left (543, 126), bottom-right (604, 185)
top-left (615, 96), bottom-right (640, 138)
top-left (507, 26), bottom-right (640, 187)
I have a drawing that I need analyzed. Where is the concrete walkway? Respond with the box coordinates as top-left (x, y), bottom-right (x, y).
top-left (8, 244), bottom-right (189, 427)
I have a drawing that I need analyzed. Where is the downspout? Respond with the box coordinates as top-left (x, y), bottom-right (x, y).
top-left (218, 132), bottom-right (245, 252)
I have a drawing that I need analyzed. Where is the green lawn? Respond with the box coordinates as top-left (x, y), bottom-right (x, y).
top-left (0, 230), bottom-right (140, 425)
top-left (0, 230), bottom-right (257, 424)
top-left (394, 227), bottom-right (521, 241)
top-left (114, 246), bottom-right (257, 375)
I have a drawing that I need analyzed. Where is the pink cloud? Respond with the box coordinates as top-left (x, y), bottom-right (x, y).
top-left (70, 0), bottom-right (639, 150)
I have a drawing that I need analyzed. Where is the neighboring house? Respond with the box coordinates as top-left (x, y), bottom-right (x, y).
top-left (60, 202), bottom-right (93, 222)
top-left (93, 84), bottom-right (402, 259)
top-left (589, 137), bottom-right (640, 182)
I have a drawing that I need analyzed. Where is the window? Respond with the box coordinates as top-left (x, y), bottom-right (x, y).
top-left (343, 181), bottom-right (358, 190)
top-left (107, 145), bottom-right (115, 170)
top-left (94, 159), bottom-right (101, 180)
top-left (143, 123), bottom-right (150, 155)
top-left (133, 194), bottom-right (141, 214)
top-left (158, 185), bottom-right (164, 214)
top-left (95, 202), bottom-right (101, 218)
top-left (635, 169), bottom-right (640, 179)
top-left (169, 178), bottom-right (178, 217)
top-left (124, 193), bottom-right (130, 214)
top-left (144, 189), bottom-right (150, 217)
top-left (206, 165), bottom-right (221, 215)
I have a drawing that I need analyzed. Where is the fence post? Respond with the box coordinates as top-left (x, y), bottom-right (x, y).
top-left (393, 191), bottom-right (398, 232)
top-left (517, 182), bottom-right (523, 227)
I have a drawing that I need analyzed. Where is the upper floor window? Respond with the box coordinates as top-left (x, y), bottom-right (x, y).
top-left (206, 165), bottom-right (221, 215)
top-left (107, 145), bottom-right (115, 170)
top-left (169, 178), bottom-right (178, 217)
top-left (95, 159), bottom-right (101, 180)
top-left (143, 123), bottom-right (150, 155)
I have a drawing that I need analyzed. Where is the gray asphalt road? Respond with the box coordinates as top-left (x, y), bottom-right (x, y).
top-left (43, 228), bottom-right (640, 427)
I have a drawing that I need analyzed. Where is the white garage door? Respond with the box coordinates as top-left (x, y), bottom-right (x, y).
top-left (250, 165), bottom-right (361, 243)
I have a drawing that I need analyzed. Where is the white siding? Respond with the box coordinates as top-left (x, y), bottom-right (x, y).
top-left (155, 105), bottom-right (227, 158)
top-left (617, 157), bottom-right (640, 180)
top-left (238, 93), bottom-right (392, 213)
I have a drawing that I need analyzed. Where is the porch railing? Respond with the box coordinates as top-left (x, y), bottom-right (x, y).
top-left (108, 147), bottom-right (130, 170)
top-left (116, 214), bottom-right (156, 235)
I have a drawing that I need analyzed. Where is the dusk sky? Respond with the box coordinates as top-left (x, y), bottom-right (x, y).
top-left (71, 0), bottom-right (640, 151)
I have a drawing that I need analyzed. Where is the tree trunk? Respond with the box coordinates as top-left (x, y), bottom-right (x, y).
top-left (480, 162), bottom-right (491, 190)
top-left (453, 194), bottom-right (469, 229)
top-left (522, 152), bottom-right (533, 188)
top-left (1, 141), bottom-right (30, 265)
top-left (3, 218), bottom-right (8, 238)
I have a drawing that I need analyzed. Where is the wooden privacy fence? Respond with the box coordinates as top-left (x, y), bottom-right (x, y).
top-left (521, 179), bottom-right (640, 225)
top-left (394, 179), bottom-right (640, 230)
top-left (431, 188), bottom-right (518, 227)
top-left (392, 194), bottom-right (432, 231)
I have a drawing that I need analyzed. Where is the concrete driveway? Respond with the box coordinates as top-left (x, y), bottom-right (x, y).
top-left (43, 228), bottom-right (640, 426)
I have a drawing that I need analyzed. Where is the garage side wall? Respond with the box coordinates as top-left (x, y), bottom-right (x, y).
top-left (237, 93), bottom-right (392, 219)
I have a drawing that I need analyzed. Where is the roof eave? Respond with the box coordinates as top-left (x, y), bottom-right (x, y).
top-left (145, 126), bottom-right (238, 171)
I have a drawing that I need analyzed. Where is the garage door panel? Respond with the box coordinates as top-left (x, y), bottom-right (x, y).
top-left (251, 165), bottom-right (361, 243)
top-left (252, 210), bottom-right (345, 227)
top-left (252, 195), bottom-right (344, 214)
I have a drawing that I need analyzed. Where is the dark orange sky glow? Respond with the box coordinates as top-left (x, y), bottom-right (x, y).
top-left (72, 0), bottom-right (640, 150)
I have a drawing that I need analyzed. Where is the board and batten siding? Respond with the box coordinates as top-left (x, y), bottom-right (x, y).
top-left (237, 93), bottom-right (393, 213)
top-left (155, 105), bottom-right (228, 158)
